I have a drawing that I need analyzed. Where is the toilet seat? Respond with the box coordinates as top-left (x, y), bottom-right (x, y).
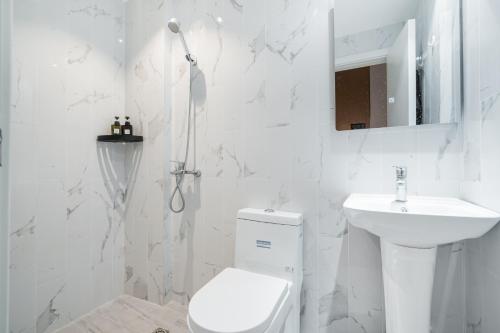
top-left (188, 268), bottom-right (291, 333)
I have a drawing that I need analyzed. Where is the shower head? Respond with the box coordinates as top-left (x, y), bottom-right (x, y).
top-left (167, 18), bottom-right (196, 65)
top-left (168, 18), bottom-right (180, 34)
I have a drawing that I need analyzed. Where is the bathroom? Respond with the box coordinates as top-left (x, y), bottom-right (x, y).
top-left (1, 0), bottom-right (500, 332)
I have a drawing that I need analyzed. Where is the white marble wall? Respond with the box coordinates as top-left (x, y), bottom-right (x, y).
top-left (335, 22), bottom-right (405, 59)
top-left (167, 3), bottom-right (328, 332)
top-left (0, 0), bottom-right (11, 330)
top-left (9, 1), bottom-right (127, 332)
top-left (165, 1), bottom-right (464, 332)
top-left (461, 0), bottom-right (500, 332)
top-left (123, 0), bottom-right (171, 305)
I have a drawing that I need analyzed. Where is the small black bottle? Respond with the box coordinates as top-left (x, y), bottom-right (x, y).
top-left (111, 116), bottom-right (121, 135)
top-left (122, 116), bottom-right (133, 135)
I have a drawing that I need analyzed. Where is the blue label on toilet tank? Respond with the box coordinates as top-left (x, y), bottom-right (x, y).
top-left (256, 240), bottom-right (271, 249)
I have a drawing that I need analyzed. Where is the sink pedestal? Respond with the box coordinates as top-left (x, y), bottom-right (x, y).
top-left (344, 194), bottom-right (500, 333)
top-left (381, 240), bottom-right (436, 333)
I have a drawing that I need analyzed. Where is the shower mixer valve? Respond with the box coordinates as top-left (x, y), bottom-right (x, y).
top-left (169, 160), bottom-right (201, 213)
top-left (170, 168), bottom-right (202, 177)
top-left (170, 161), bottom-right (201, 177)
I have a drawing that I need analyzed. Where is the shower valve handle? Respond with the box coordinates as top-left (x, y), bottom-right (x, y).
top-left (170, 168), bottom-right (201, 177)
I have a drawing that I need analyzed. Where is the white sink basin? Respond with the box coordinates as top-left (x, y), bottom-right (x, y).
top-left (343, 193), bottom-right (500, 248)
top-left (343, 193), bottom-right (500, 333)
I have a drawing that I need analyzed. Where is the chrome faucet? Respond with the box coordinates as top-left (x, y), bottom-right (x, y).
top-left (394, 166), bottom-right (407, 202)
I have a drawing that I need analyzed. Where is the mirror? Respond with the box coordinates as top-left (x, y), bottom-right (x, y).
top-left (332, 0), bottom-right (462, 131)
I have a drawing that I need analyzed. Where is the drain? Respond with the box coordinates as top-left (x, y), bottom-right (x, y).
top-left (153, 329), bottom-right (170, 333)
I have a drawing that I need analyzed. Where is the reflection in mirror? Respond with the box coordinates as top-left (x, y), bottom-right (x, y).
top-left (333, 0), bottom-right (462, 131)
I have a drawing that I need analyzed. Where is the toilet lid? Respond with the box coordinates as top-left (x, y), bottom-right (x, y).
top-left (188, 268), bottom-right (289, 333)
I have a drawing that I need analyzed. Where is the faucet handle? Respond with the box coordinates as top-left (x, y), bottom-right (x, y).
top-left (393, 166), bottom-right (407, 178)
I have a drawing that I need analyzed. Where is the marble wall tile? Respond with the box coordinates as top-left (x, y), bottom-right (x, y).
top-left (464, 240), bottom-right (482, 333)
top-left (9, 182), bottom-right (37, 333)
top-left (480, 270), bottom-right (500, 332)
top-left (9, 1), bottom-right (128, 332)
top-left (461, 1), bottom-right (500, 333)
top-left (432, 242), bottom-right (466, 333)
top-left (123, 0), bottom-right (170, 306)
top-left (347, 227), bottom-right (385, 333)
top-left (335, 22), bottom-right (405, 59)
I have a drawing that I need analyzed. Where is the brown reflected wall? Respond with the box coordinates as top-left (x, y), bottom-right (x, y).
top-left (335, 64), bottom-right (388, 130)
top-left (335, 67), bottom-right (371, 130)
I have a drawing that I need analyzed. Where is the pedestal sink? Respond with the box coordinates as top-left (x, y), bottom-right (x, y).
top-left (343, 194), bottom-right (500, 333)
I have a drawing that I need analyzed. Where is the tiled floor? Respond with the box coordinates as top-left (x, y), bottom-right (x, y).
top-left (55, 295), bottom-right (188, 333)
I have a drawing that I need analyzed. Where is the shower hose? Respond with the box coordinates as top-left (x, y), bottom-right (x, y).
top-left (169, 61), bottom-right (197, 213)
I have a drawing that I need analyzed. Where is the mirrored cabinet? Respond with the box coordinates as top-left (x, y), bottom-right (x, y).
top-left (331, 0), bottom-right (463, 131)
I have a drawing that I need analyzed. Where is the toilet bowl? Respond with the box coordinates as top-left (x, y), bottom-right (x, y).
top-left (188, 268), bottom-right (292, 333)
top-left (187, 208), bottom-right (303, 333)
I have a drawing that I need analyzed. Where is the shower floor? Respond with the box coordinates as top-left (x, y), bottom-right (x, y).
top-left (55, 295), bottom-right (188, 333)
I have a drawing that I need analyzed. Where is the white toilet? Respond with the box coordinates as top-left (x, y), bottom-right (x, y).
top-left (187, 208), bottom-right (303, 333)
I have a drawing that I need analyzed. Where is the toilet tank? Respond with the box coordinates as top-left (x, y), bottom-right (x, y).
top-left (235, 208), bottom-right (303, 285)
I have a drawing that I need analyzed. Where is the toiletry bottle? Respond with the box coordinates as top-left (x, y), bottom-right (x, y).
top-left (122, 116), bottom-right (133, 135)
top-left (111, 116), bottom-right (121, 135)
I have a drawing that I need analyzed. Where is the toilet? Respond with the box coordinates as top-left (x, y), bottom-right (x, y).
top-left (187, 208), bottom-right (303, 333)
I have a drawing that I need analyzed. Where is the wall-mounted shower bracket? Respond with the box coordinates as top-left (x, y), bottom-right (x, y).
top-left (186, 54), bottom-right (197, 66)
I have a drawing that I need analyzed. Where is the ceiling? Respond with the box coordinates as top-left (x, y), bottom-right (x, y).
top-left (334, 0), bottom-right (418, 37)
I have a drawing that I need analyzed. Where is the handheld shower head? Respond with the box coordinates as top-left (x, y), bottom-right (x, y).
top-left (168, 18), bottom-right (180, 33)
top-left (167, 17), bottom-right (196, 65)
